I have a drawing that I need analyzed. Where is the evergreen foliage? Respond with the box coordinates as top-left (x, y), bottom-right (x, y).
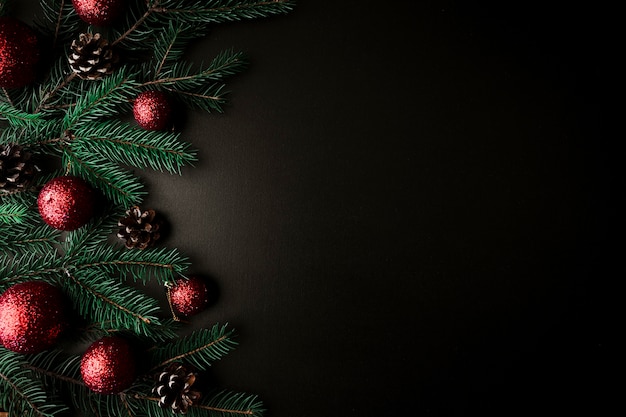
top-left (0, 0), bottom-right (294, 415)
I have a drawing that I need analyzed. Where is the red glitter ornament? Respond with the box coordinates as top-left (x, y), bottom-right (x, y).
top-left (133, 90), bottom-right (173, 131)
top-left (72, 0), bottom-right (125, 26)
top-left (38, 176), bottom-right (96, 231)
top-left (0, 281), bottom-right (67, 354)
top-left (168, 276), bottom-right (210, 318)
top-left (0, 17), bottom-right (40, 89)
top-left (80, 336), bottom-right (136, 394)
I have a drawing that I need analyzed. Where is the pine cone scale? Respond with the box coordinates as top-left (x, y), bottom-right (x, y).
top-left (152, 363), bottom-right (201, 414)
top-left (0, 144), bottom-right (37, 194)
top-left (69, 33), bottom-right (118, 80)
top-left (117, 206), bottom-right (162, 250)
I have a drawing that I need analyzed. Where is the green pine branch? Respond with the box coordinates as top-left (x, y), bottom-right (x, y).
top-left (146, 20), bottom-right (205, 80)
top-left (0, 222), bottom-right (59, 255)
top-left (112, 0), bottom-right (294, 49)
top-left (0, 347), bottom-right (68, 417)
top-left (0, 200), bottom-right (29, 224)
top-left (63, 150), bottom-right (147, 207)
top-left (0, 102), bottom-right (43, 129)
top-left (70, 245), bottom-right (190, 285)
top-left (146, 49), bottom-right (247, 89)
top-left (0, 251), bottom-right (64, 291)
top-left (144, 49), bottom-right (247, 112)
top-left (72, 120), bottom-right (197, 174)
top-left (149, 0), bottom-right (295, 25)
top-left (63, 70), bottom-right (140, 130)
top-left (148, 324), bottom-right (238, 372)
top-left (62, 269), bottom-right (177, 341)
top-left (34, 0), bottom-right (83, 49)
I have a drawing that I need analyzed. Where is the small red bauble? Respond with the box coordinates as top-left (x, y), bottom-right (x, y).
top-left (80, 336), bottom-right (136, 394)
top-left (72, 0), bottom-right (125, 26)
top-left (38, 176), bottom-right (96, 231)
top-left (0, 281), bottom-right (67, 354)
top-left (0, 17), bottom-right (40, 88)
top-left (169, 276), bottom-right (210, 318)
top-left (133, 91), bottom-right (173, 131)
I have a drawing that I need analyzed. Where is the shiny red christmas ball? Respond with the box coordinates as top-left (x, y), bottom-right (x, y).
top-left (80, 336), bottom-right (136, 394)
top-left (169, 276), bottom-right (210, 318)
top-left (0, 281), bottom-right (67, 354)
top-left (38, 176), bottom-right (96, 231)
top-left (72, 0), bottom-right (125, 26)
top-left (133, 90), bottom-right (173, 131)
top-left (0, 17), bottom-right (40, 88)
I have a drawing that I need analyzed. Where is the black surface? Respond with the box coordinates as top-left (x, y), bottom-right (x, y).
top-left (15, 1), bottom-right (616, 416)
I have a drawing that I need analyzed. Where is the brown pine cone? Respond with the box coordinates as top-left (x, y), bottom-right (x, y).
top-left (0, 143), bottom-right (37, 194)
top-left (152, 363), bottom-right (202, 414)
top-left (117, 206), bottom-right (162, 250)
top-left (68, 33), bottom-right (118, 80)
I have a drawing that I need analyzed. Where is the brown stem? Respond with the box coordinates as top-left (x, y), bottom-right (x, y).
top-left (53, 0), bottom-right (66, 49)
top-left (24, 365), bottom-right (85, 387)
top-left (35, 72), bottom-right (77, 114)
top-left (112, 0), bottom-right (160, 46)
top-left (1, 87), bottom-right (14, 106)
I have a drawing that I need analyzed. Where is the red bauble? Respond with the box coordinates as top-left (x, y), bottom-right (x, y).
top-left (80, 336), bottom-right (136, 394)
top-left (0, 17), bottom-right (40, 88)
top-left (169, 276), bottom-right (210, 318)
top-left (72, 0), bottom-right (125, 26)
top-left (0, 281), bottom-right (67, 354)
top-left (133, 91), bottom-right (173, 131)
top-left (38, 176), bottom-right (96, 231)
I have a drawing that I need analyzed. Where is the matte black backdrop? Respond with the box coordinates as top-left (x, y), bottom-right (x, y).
top-left (14, 1), bottom-right (615, 416)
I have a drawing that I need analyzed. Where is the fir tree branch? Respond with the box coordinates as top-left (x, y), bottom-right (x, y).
top-left (0, 102), bottom-right (42, 129)
top-left (151, 0), bottom-right (295, 25)
top-left (143, 49), bottom-right (247, 88)
top-left (0, 252), bottom-right (64, 289)
top-left (63, 71), bottom-right (139, 130)
top-left (0, 201), bottom-right (28, 224)
top-left (63, 150), bottom-right (146, 207)
top-left (34, 0), bottom-right (82, 50)
top-left (148, 324), bottom-right (237, 372)
top-left (112, 0), bottom-right (160, 46)
top-left (61, 269), bottom-right (177, 341)
top-left (72, 120), bottom-right (197, 174)
top-left (66, 270), bottom-right (153, 325)
top-left (24, 364), bottom-right (84, 388)
top-left (69, 245), bottom-right (189, 285)
top-left (35, 73), bottom-right (76, 114)
top-left (0, 348), bottom-right (68, 417)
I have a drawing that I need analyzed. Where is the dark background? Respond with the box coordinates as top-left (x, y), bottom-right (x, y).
top-left (17, 1), bottom-right (616, 416)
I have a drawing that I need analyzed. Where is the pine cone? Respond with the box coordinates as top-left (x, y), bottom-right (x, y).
top-left (68, 33), bottom-right (118, 80)
top-left (152, 363), bottom-right (202, 414)
top-left (0, 144), bottom-right (37, 194)
top-left (117, 206), bottom-right (162, 250)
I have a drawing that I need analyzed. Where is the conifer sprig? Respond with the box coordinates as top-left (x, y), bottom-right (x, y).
top-left (148, 324), bottom-right (238, 372)
top-left (72, 120), bottom-right (196, 174)
top-left (0, 348), bottom-right (68, 417)
top-left (0, 222), bottom-right (58, 254)
top-left (148, 0), bottom-right (295, 25)
top-left (62, 269), bottom-right (177, 340)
